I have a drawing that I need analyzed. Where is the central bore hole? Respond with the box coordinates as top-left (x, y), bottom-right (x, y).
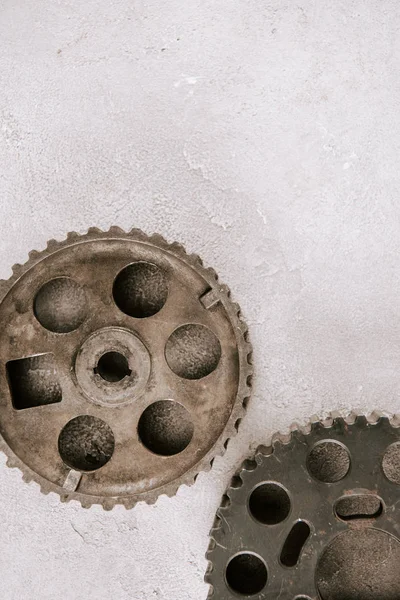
top-left (94, 352), bottom-right (131, 383)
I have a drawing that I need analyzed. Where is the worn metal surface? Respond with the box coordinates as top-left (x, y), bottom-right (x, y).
top-left (205, 412), bottom-right (400, 599)
top-left (0, 227), bottom-right (252, 509)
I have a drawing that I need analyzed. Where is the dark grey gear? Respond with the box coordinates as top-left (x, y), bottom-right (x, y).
top-left (0, 227), bottom-right (252, 509)
top-left (205, 412), bottom-right (400, 600)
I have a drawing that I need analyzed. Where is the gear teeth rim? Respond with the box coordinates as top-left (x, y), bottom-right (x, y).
top-left (0, 226), bottom-right (252, 510)
top-left (205, 408), bottom-right (399, 599)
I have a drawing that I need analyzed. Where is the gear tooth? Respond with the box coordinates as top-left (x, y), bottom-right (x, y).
top-left (11, 263), bottom-right (23, 275)
top-left (186, 252), bottom-right (202, 268)
top-left (129, 227), bottom-right (147, 240)
top-left (108, 226), bottom-right (125, 235)
top-left (321, 414), bottom-right (334, 428)
top-left (272, 431), bottom-right (282, 446)
top-left (205, 265), bottom-right (217, 279)
top-left (206, 536), bottom-right (216, 554)
top-left (231, 301), bottom-right (241, 317)
top-left (368, 413), bottom-right (393, 433)
top-left (300, 421), bottom-right (312, 435)
top-left (121, 498), bottom-right (136, 510)
top-left (330, 410), bottom-right (343, 421)
top-left (142, 493), bottom-right (159, 507)
top-left (353, 414), bottom-right (368, 427)
top-left (79, 498), bottom-right (93, 509)
top-left (102, 499), bottom-right (116, 511)
top-left (46, 238), bottom-right (59, 250)
top-left (310, 417), bottom-right (325, 432)
top-left (6, 455), bottom-right (17, 468)
top-left (149, 232), bottom-right (168, 247)
top-left (21, 471), bottom-right (32, 483)
top-left (344, 411), bottom-right (358, 425)
top-left (28, 249), bottom-right (40, 261)
top-left (169, 241), bottom-right (185, 254)
top-left (204, 559), bottom-right (215, 597)
top-left (291, 426), bottom-right (307, 442)
top-left (204, 560), bottom-right (213, 580)
top-left (40, 484), bottom-right (51, 496)
top-left (205, 580), bottom-right (215, 599)
top-left (389, 414), bottom-right (400, 428)
top-left (368, 410), bottom-right (385, 424)
top-left (331, 414), bottom-right (346, 429)
top-left (237, 320), bottom-right (248, 337)
top-left (67, 231), bottom-right (80, 240)
top-left (210, 514), bottom-right (222, 535)
top-left (87, 226), bottom-right (102, 235)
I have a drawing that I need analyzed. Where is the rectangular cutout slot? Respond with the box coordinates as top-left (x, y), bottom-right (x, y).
top-left (6, 353), bottom-right (62, 410)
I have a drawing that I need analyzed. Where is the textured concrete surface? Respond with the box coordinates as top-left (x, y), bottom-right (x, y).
top-left (0, 0), bottom-right (399, 598)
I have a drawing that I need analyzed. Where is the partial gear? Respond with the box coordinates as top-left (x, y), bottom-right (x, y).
top-left (205, 412), bottom-right (400, 600)
top-left (0, 227), bottom-right (252, 509)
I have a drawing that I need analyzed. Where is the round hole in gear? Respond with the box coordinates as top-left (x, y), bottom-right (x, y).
top-left (248, 482), bottom-right (291, 525)
top-left (34, 277), bottom-right (88, 333)
top-left (382, 442), bottom-right (400, 485)
top-left (94, 351), bottom-right (132, 383)
top-left (58, 415), bottom-right (115, 471)
top-left (307, 440), bottom-right (350, 483)
top-left (225, 552), bottom-right (268, 596)
top-left (138, 400), bottom-right (194, 456)
top-left (316, 529), bottom-right (400, 600)
top-left (165, 323), bottom-right (222, 380)
top-left (113, 261), bottom-right (168, 318)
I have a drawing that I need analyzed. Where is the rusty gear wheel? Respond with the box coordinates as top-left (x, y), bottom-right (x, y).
top-left (0, 227), bottom-right (252, 509)
top-left (205, 412), bottom-right (400, 600)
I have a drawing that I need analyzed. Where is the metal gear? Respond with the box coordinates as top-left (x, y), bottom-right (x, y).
top-left (205, 412), bottom-right (400, 600)
top-left (0, 227), bottom-right (252, 509)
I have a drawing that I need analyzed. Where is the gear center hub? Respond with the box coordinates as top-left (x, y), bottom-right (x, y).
top-left (75, 326), bottom-right (151, 407)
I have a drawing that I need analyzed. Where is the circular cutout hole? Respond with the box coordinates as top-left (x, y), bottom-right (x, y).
top-left (316, 529), bottom-right (400, 600)
top-left (34, 277), bottom-right (88, 333)
top-left (113, 262), bottom-right (168, 318)
top-left (58, 415), bottom-right (115, 471)
top-left (382, 442), bottom-right (400, 485)
top-left (94, 351), bottom-right (131, 383)
top-left (248, 482), bottom-right (291, 525)
top-left (226, 552), bottom-right (268, 596)
top-left (307, 440), bottom-right (350, 483)
top-left (165, 323), bottom-right (221, 380)
top-left (138, 400), bottom-right (194, 456)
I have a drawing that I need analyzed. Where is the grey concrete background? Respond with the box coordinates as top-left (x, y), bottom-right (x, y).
top-left (0, 0), bottom-right (399, 598)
